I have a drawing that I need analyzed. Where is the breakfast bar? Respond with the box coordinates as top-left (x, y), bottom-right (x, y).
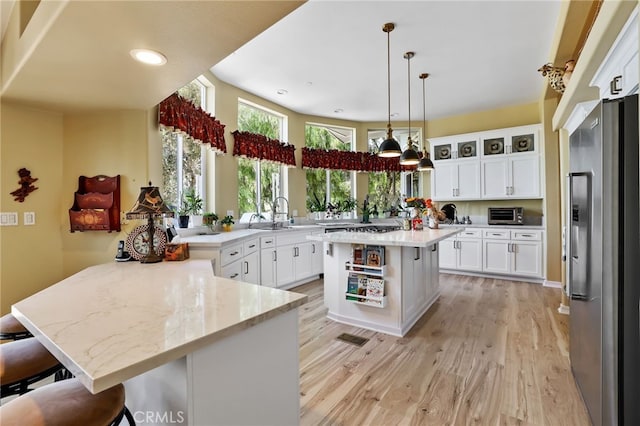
top-left (11, 260), bottom-right (307, 426)
top-left (309, 228), bottom-right (461, 336)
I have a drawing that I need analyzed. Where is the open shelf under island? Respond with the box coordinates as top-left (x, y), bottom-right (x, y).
top-left (308, 228), bottom-right (462, 337)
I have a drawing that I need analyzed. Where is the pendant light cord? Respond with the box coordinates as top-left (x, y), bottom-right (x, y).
top-left (406, 53), bottom-right (412, 148)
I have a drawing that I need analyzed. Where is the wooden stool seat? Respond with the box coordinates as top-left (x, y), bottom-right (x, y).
top-left (0, 378), bottom-right (133, 426)
top-left (0, 337), bottom-right (62, 397)
top-left (0, 313), bottom-right (31, 340)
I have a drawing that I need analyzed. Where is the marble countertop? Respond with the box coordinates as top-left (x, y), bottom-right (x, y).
top-left (176, 226), bottom-right (322, 248)
top-left (437, 223), bottom-right (545, 230)
top-left (12, 260), bottom-right (307, 394)
top-left (308, 228), bottom-right (462, 247)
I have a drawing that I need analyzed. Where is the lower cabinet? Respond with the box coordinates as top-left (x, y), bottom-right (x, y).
top-left (438, 229), bottom-right (483, 272)
top-left (440, 227), bottom-right (544, 279)
top-left (219, 238), bottom-right (260, 284)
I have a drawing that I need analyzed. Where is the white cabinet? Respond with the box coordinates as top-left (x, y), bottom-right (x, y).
top-left (276, 245), bottom-right (296, 287)
top-left (439, 229), bottom-right (483, 272)
top-left (309, 240), bottom-right (323, 276)
top-left (483, 229), bottom-right (543, 278)
top-left (432, 161), bottom-right (481, 200)
top-left (241, 239), bottom-right (260, 284)
top-left (275, 231), bottom-right (323, 289)
top-left (402, 246), bottom-right (427, 321)
top-left (260, 236), bottom-right (277, 288)
top-left (219, 238), bottom-right (260, 284)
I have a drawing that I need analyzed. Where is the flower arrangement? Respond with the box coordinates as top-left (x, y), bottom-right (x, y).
top-left (404, 197), bottom-right (427, 210)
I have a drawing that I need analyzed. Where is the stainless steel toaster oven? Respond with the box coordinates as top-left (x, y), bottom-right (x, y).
top-left (488, 207), bottom-right (524, 225)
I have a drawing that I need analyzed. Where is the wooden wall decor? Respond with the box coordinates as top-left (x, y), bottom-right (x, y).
top-left (69, 175), bottom-right (121, 232)
top-left (10, 168), bottom-right (39, 202)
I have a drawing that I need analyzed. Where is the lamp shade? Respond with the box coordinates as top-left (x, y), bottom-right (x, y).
top-left (126, 184), bottom-right (174, 219)
top-left (378, 137), bottom-right (402, 157)
top-left (417, 152), bottom-right (434, 171)
top-left (399, 143), bottom-right (420, 165)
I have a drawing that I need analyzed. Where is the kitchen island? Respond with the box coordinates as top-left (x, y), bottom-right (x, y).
top-left (11, 260), bottom-right (307, 426)
top-left (309, 228), bottom-right (461, 336)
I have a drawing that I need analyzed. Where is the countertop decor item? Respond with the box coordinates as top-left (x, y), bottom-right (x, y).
top-left (220, 215), bottom-right (234, 232)
top-left (125, 182), bottom-right (174, 263)
top-left (537, 61), bottom-right (575, 94)
top-left (377, 22), bottom-right (402, 158)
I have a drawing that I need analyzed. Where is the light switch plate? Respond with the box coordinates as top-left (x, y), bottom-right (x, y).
top-left (226, 210), bottom-right (234, 217)
top-left (0, 212), bottom-right (18, 226)
top-left (24, 212), bottom-right (35, 225)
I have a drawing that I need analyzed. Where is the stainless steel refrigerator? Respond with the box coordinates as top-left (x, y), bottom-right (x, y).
top-left (567, 94), bottom-right (639, 426)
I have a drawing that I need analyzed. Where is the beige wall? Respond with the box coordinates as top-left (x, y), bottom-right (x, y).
top-left (1, 102), bottom-right (64, 314)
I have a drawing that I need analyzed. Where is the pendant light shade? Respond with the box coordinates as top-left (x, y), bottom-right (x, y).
top-left (417, 72), bottom-right (434, 171)
top-left (400, 51), bottom-right (419, 166)
top-left (377, 23), bottom-right (402, 158)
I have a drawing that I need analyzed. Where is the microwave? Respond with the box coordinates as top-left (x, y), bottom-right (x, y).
top-left (488, 207), bottom-right (524, 225)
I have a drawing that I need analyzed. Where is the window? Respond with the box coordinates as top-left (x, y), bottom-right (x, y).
top-left (237, 101), bottom-right (286, 218)
top-left (161, 78), bottom-right (211, 212)
top-left (305, 123), bottom-right (355, 213)
top-left (367, 127), bottom-right (421, 212)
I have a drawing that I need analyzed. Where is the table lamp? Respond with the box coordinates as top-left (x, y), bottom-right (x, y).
top-left (126, 182), bottom-right (174, 263)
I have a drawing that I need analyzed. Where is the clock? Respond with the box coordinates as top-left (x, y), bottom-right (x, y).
top-left (126, 224), bottom-right (167, 261)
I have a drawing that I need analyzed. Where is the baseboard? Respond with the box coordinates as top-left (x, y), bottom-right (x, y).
top-left (543, 280), bottom-right (563, 289)
top-left (557, 304), bottom-right (570, 315)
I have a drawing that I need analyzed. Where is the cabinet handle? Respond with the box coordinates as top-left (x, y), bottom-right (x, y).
top-left (415, 247), bottom-right (420, 261)
top-left (249, 244), bottom-right (256, 248)
top-left (230, 251), bottom-right (239, 256)
top-left (273, 251), bottom-right (277, 262)
top-left (491, 233), bottom-right (502, 236)
top-left (610, 75), bottom-right (622, 95)
top-left (456, 188), bottom-right (460, 196)
top-left (244, 261), bottom-right (249, 274)
top-left (312, 244), bottom-right (316, 254)
top-left (265, 239), bottom-right (273, 244)
top-left (230, 273), bottom-right (239, 279)
top-left (294, 247), bottom-right (298, 257)
top-left (506, 186), bottom-right (510, 195)
top-left (512, 243), bottom-right (517, 253)
top-left (452, 188), bottom-right (456, 197)
top-left (510, 186), bottom-right (514, 195)
top-left (521, 234), bottom-right (533, 237)
top-left (431, 244), bottom-right (437, 252)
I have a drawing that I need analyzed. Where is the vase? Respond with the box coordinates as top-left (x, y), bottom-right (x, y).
top-left (222, 224), bottom-right (233, 232)
top-left (178, 215), bottom-right (189, 228)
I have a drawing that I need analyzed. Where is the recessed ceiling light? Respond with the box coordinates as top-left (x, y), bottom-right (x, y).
top-left (130, 49), bottom-right (167, 66)
top-left (277, 89), bottom-right (288, 95)
top-left (306, 82), bottom-right (313, 86)
top-left (391, 112), bottom-right (399, 118)
top-left (334, 108), bottom-right (344, 113)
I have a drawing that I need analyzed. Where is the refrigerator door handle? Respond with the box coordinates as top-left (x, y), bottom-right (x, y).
top-left (567, 172), bottom-right (591, 300)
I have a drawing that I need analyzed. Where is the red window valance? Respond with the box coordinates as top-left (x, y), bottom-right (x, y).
top-left (158, 93), bottom-right (227, 153)
top-left (232, 131), bottom-right (296, 167)
top-left (301, 147), bottom-right (418, 172)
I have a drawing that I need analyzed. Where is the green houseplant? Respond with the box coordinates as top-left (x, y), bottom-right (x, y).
top-left (220, 215), bottom-right (234, 232)
top-left (203, 212), bottom-right (218, 231)
top-left (182, 188), bottom-right (204, 227)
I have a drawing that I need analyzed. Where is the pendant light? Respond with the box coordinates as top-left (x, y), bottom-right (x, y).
top-left (399, 51), bottom-right (420, 166)
top-left (417, 72), bottom-right (435, 171)
top-left (377, 23), bottom-right (402, 158)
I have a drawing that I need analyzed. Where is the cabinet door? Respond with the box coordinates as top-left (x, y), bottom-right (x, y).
top-left (242, 250), bottom-right (260, 285)
top-left (483, 240), bottom-right (510, 274)
top-left (509, 155), bottom-right (540, 198)
top-left (295, 243), bottom-right (313, 281)
top-left (481, 158), bottom-right (509, 199)
top-left (457, 239), bottom-right (483, 271)
top-left (428, 245), bottom-right (439, 295)
top-left (455, 162), bottom-right (480, 199)
top-left (310, 241), bottom-right (323, 276)
top-left (432, 163), bottom-right (456, 200)
top-left (276, 245), bottom-right (296, 287)
top-left (401, 247), bottom-right (426, 321)
top-left (438, 238), bottom-right (457, 270)
top-left (221, 260), bottom-right (242, 281)
top-left (511, 241), bottom-right (543, 277)
top-left (260, 249), bottom-right (277, 287)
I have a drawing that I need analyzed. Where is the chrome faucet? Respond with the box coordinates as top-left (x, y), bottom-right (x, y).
top-left (247, 213), bottom-right (263, 229)
top-left (271, 196), bottom-right (290, 225)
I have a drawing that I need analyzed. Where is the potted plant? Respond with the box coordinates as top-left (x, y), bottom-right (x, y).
top-left (177, 205), bottom-right (190, 228)
top-left (203, 212), bottom-right (218, 231)
top-left (359, 197), bottom-right (372, 224)
top-left (308, 193), bottom-right (326, 220)
top-left (220, 215), bottom-right (234, 232)
top-left (340, 197), bottom-right (357, 219)
top-left (183, 188), bottom-right (203, 227)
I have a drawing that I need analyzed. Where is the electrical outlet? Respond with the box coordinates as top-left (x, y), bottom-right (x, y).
top-left (226, 210), bottom-right (234, 217)
top-left (24, 212), bottom-right (36, 225)
top-left (292, 209), bottom-right (298, 217)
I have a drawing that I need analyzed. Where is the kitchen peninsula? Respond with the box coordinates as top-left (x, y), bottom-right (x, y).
top-left (11, 260), bottom-right (307, 426)
top-left (309, 228), bottom-right (461, 336)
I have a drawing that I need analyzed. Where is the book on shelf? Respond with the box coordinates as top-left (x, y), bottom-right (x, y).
top-left (357, 275), bottom-right (368, 295)
top-left (366, 278), bottom-right (384, 298)
top-left (346, 275), bottom-right (359, 300)
top-left (364, 246), bottom-right (385, 267)
top-left (352, 244), bottom-right (365, 270)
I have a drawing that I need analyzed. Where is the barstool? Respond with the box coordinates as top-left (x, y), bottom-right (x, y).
top-left (0, 313), bottom-right (31, 341)
top-left (0, 378), bottom-right (135, 426)
top-left (0, 337), bottom-right (63, 398)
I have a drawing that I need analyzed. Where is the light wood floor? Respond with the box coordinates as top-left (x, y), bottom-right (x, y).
top-left (294, 273), bottom-right (591, 426)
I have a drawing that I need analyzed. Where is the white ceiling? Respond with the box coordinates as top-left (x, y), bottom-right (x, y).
top-left (212, 0), bottom-right (562, 123)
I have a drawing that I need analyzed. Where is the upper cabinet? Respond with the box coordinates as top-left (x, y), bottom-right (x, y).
top-left (430, 124), bottom-right (542, 201)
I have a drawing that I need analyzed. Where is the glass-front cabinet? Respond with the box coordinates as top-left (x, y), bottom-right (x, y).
top-left (431, 136), bottom-right (479, 161)
top-left (481, 128), bottom-right (537, 157)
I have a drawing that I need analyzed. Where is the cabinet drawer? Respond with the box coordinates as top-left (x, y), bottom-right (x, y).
top-left (512, 230), bottom-right (542, 241)
top-left (243, 238), bottom-right (259, 255)
top-left (276, 231), bottom-right (307, 247)
top-left (458, 229), bottom-right (482, 239)
top-left (220, 243), bottom-right (243, 266)
top-left (220, 260), bottom-right (242, 280)
top-left (482, 229), bottom-right (510, 240)
top-left (260, 236), bottom-right (276, 249)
